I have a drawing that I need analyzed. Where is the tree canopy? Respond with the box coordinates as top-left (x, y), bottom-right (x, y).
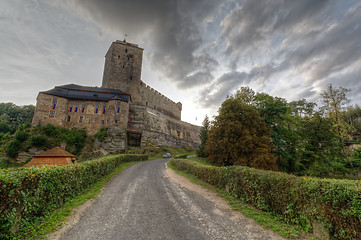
top-left (205, 97), bottom-right (278, 171)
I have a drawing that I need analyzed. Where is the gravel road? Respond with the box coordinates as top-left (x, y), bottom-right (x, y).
top-left (59, 159), bottom-right (283, 240)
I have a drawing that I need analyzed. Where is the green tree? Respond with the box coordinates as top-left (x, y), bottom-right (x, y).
top-left (297, 112), bottom-right (342, 174)
top-left (205, 97), bottom-right (278, 170)
top-left (321, 84), bottom-right (353, 166)
top-left (289, 99), bottom-right (316, 118)
top-left (197, 115), bottom-right (210, 157)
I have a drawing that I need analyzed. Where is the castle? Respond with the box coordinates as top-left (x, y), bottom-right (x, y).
top-left (32, 40), bottom-right (201, 152)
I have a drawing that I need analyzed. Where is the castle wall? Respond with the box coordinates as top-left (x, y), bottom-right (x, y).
top-left (32, 93), bottom-right (129, 135)
top-left (128, 104), bottom-right (201, 148)
top-left (140, 81), bottom-right (182, 120)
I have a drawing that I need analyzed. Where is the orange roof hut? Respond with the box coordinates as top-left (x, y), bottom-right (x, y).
top-left (24, 147), bottom-right (77, 167)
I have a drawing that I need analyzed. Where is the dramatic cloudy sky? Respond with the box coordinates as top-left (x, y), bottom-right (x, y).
top-left (1, 0), bottom-right (361, 125)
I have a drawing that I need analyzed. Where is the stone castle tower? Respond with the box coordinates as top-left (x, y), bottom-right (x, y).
top-left (102, 40), bottom-right (143, 104)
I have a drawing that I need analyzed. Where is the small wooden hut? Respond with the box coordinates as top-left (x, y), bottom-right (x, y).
top-left (24, 147), bottom-right (76, 167)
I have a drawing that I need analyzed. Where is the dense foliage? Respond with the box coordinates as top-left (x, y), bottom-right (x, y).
top-left (0, 154), bottom-right (148, 239)
top-left (172, 158), bottom-right (361, 240)
top-left (205, 98), bottom-right (278, 170)
top-left (200, 85), bottom-right (361, 176)
top-left (196, 115), bottom-right (209, 157)
top-left (3, 124), bottom-right (88, 159)
top-left (0, 103), bottom-right (34, 134)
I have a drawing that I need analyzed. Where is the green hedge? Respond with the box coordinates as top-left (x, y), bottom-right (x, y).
top-left (0, 154), bottom-right (147, 239)
top-left (174, 154), bottom-right (188, 159)
top-left (171, 159), bottom-right (361, 240)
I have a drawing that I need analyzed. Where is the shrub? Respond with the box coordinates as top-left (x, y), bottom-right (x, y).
top-left (42, 124), bottom-right (58, 136)
top-left (6, 140), bottom-right (20, 158)
top-left (0, 154), bottom-right (148, 238)
top-left (30, 135), bottom-right (47, 147)
top-left (95, 128), bottom-right (108, 142)
top-left (14, 130), bottom-right (28, 142)
top-left (171, 158), bottom-right (361, 240)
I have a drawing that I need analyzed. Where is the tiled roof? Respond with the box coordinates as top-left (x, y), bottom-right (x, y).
top-left (24, 157), bottom-right (76, 167)
top-left (24, 147), bottom-right (77, 167)
top-left (33, 147), bottom-right (75, 157)
top-left (41, 84), bottom-right (131, 102)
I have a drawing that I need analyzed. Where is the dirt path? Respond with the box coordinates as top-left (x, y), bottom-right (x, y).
top-left (48, 159), bottom-right (284, 240)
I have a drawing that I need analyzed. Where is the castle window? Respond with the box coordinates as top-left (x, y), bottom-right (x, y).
top-left (52, 98), bottom-right (57, 109)
top-left (130, 76), bottom-right (133, 80)
top-left (125, 49), bottom-right (128, 53)
top-left (177, 131), bottom-right (180, 137)
top-left (122, 65), bottom-right (125, 68)
top-left (115, 120), bottom-right (118, 123)
top-left (95, 104), bottom-right (99, 114)
top-left (102, 103), bottom-right (106, 114)
top-left (101, 120), bottom-right (105, 125)
top-left (81, 102), bottom-right (86, 113)
top-left (116, 102), bottom-right (120, 113)
top-left (118, 55), bottom-right (120, 58)
top-left (67, 116), bottom-right (71, 122)
top-left (79, 116), bottom-right (84, 123)
top-left (128, 57), bottom-right (130, 60)
top-left (146, 102), bottom-right (148, 106)
top-left (49, 110), bottom-right (55, 117)
top-left (69, 102), bottom-right (73, 112)
top-left (154, 105), bottom-right (156, 110)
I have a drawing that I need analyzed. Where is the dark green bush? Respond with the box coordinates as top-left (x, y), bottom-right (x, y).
top-left (171, 158), bottom-right (361, 240)
top-left (0, 154), bottom-right (148, 238)
top-left (42, 124), bottom-right (58, 136)
top-left (30, 135), bottom-right (47, 147)
top-left (14, 130), bottom-right (28, 142)
top-left (95, 128), bottom-right (108, 142)
top-left (6, 140), bottom-right (20, 158)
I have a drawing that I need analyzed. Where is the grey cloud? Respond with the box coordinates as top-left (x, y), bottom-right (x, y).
top-left (198, 71), bottom-right (247, 108)
top-left (53, 0), bottom-right (223, 89)
top-left (198, 0), bottom-right (361, 108)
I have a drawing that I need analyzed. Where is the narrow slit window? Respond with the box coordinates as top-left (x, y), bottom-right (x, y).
top-left (81, 103), bottom-right (86, 113)
top-left (102, 103), bottom-right (106, 114)
top-left (116, 102), bottom-right (120, 113)
top-left (79, 116), bottom-right (84, 123)
top-left (49, 110), bottom-right (55, 117)
top-left (52, 98), bottom-right (57, 109)
top-left (69, 102), bottom-right (73, 112)
top-left (67, 116), bottom-right (71, 122)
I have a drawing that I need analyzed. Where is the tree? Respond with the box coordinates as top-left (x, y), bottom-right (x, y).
top-left (205, 97), bottom-right (278, 170)
top-left (297, 112), bottom-right (342, 174)
top-left (197, 115), bottom-right (210, 157)
top-left (321, 84), bottom-right (353, 166)
top-left (289, 99), bottom-right (316, 118)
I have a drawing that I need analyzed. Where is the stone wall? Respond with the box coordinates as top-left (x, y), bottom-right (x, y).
top-left (128, 104), bottom-right (201, 148)
top-left (32, 93), bottom-right (129, 135)
top-left (140, 81), bottom-right (182, 120)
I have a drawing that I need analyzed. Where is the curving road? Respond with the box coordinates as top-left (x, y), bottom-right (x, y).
top-left (60, 159), bottom-right (283, 240)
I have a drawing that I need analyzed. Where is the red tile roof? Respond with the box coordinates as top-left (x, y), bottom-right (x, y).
top-left (24, 147), bottom-right (76, 167)
top-left (33, 147), bottom-right (75, 157)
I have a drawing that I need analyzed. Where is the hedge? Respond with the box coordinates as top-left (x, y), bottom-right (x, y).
top-left (0, 154), bottom-right (148, 239)
top-left (171, 158), bottom-right (361, 240)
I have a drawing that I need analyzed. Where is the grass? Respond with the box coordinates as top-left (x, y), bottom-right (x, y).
top-left (14, 161), bottom-right (139, 240)
top-left (167, 159), bottom-right (310, 239)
